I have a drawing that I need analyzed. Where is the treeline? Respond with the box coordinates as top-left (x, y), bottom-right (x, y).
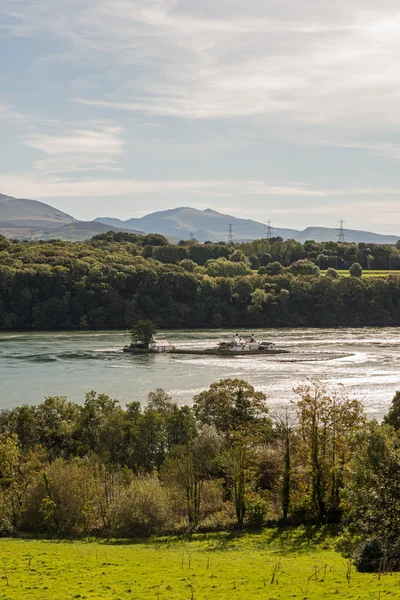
top-left (1, 233), bottom-right (400, 330)
top-left (1, 379), bottom-right (400, 573)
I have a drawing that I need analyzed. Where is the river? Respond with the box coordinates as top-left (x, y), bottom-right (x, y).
top-left (0, 328), bottom-right (399, 418)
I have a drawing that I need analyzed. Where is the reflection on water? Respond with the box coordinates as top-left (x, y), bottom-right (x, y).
top-left (0, 328), bottom-right (400, 419)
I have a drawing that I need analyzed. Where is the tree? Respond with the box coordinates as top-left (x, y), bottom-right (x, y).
top-left (162, 426), bottom-right (222, 527)
top-left (193, 379), bottom-right (270, 436)
top-left (289, 259), bottom-right (320, 276)
top-left (260, 253), bottom-right (272, 267)
top-left (383, 391), bottom-right (400, 430)
top-left (274, 410), bottom-right (294, 520)
top-left (228, 250), bottom-right (247, 263)
top-left (131, 319), bottom-right (157, 345)
top-left (179, 259), bottom-right (197, 272)
top-left (295, 380), bottom-right (365, 521)
top-left (325, 267), bottom-right (340, 279)
top-left (265, 261), bottom-right (283, 275)
top-left (349, 263), bottom-right (363, 277)
top-left (220, 428), bottom-right (260, 527)
top-left (342, 422), bottom-right (400, 571)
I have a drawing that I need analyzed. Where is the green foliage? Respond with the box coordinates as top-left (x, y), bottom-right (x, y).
top-left (205, 257), bottom-right (251, 277)
top-left (289, 259), bottom-right (320, 276)
top-left (193, 378), bottom-right (269, 435)
top-left (112, 474), bottom-right (175, 536)
top-left (0, 236), bottom-right (400, 330)
top-left (325, 267), bottom-right (340, 278)
top-left (383, 390), bottom-right (400, 429)
top-left (131, 319), bottom-right (157, 344)
top-left (349, 262), bottom-right (363, 277)
top-left (0, 378), bottom-right (400, 549)
top-left (246, 492), bottom-right (269, 528)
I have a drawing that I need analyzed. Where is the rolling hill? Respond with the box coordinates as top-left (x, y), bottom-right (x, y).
top-left (1, 194), bottom-right (399, 244)
top-left (0, 193), bottom-right (75, 228)
top-left (0, 194), bottom-right (142, 241)
top-left (28, 221), bottom-right (144, 241)
top-left (96, 207), bottom-right (400, 244)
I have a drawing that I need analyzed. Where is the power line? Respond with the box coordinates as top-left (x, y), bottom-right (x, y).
top-left (227, 222), bottom-right (234, 244)
top-left (265, 220), bottom-right (274, 240)
top-left (337, 219), bottom-right (346, 243)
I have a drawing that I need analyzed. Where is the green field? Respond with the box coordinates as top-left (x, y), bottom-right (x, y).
top-left (322, 270), bottom-right (400, 278)
top-left (251, 270), bottom-right (400, 277)
top-left (1, 529), bottom-right (399, 600)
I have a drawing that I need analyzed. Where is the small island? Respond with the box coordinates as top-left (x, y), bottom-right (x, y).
top-left (123, 321), bottom-right (287, 356)
top-left (123, 321), bottom-right (355, 361)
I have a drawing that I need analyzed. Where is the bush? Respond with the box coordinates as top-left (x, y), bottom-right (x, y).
top-left (112, 475), bottom-right (175, 537)
top-left (349, 263), bottom-right (363, 277)
top-left (354, 538), bottom-right (384, 573)
top-left (265, 261), bottom-right (283, 276)
top-left (246, 493), bottom-right (269, 528)
top-left (289, 259), bottom-right (320, 276)
top-left (22, 459), bottom-right (102, 535)
top-left (179, 259), bottom-right (197, 272)
top-left (326, 267), bottom-right (340, 278)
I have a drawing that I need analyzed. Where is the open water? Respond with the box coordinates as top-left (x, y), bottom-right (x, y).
top-left (0, 328), bottom-right (399, 418)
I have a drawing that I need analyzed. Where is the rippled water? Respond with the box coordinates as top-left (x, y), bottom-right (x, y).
top-left (0, 328), bottom-right (399, 418)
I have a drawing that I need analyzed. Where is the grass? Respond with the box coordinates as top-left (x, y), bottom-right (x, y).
top-left (252, 269), bottom-right (400, 277)
top-left (0, 528), bottom-right (399, 599)
top-left (321, 270), bottom-right (400, 278)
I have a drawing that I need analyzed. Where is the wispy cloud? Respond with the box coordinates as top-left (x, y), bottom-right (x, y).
top-left (3, 174), bottom-right (400, 200)
top-left (4, 0), bottom-right (400, 125)
top-left (21, 122), bottom-right (125, 175)
top-left (2, 1), bottom-right (400, 231)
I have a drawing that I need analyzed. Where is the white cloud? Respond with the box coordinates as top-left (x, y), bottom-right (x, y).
top-left (2, 0), bottom-right (400, 233)
top-left (21, 122), bottom-right (125, 175)
top-left (4, 0), bottom-right (400, 125)
top-left (3, 173), bottom-right (400, 200)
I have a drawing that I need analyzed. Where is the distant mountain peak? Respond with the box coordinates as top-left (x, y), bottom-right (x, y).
top-left (1, 195), bottom-right (399, 245)
top-left (95, 206), bottom-right (400, 244)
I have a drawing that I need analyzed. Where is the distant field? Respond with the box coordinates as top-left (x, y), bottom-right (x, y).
top-left (1, 529), bottom-right (399, 599)
top-left (252, 269), bottom-right (400, 277)
top-left (322, 270), bottom-right (400, 278)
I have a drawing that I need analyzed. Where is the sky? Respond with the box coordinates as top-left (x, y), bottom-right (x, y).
top-left (1, 0), bottom-right (400, 232)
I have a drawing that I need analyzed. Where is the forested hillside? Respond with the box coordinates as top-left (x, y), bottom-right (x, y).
top-left (1, 232), bottom-right (400, 330)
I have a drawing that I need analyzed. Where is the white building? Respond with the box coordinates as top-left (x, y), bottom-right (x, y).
top-left (148, 340), bottom-right (172, 353)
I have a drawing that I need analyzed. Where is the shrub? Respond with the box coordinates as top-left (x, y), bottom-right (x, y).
top-left (289, 259), bottom-right (320, 276)
top-left (22, 459), bottom-right (103, 535)
top-left (265, 261), bottom-right (283, 276)
top-left (354, 538), bottom-right (384, 573)
top-left (112, 475), bottom-right (175, 537)
top-left (179, 259), bottom-right (197, 272)
top-left (349, 263), bottom-right (363, 277)
top-left (246, 493), bottom-right (269, 528)
top-left (326, 267), bottom-right (340, 278)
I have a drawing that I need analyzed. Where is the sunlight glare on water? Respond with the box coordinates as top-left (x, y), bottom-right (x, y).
top-left (0, 328), bottom-right (399, 419)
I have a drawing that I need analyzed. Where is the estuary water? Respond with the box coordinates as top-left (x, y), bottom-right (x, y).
top-left (0, 328), bottom-right (399, 419)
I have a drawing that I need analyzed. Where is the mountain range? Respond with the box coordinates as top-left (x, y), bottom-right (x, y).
top-left (0, 193), bottom-right (399, 244)
top-left (96, 207), bottom-right (400, 244)
top-left (0, 193), bottom-right (142, 241)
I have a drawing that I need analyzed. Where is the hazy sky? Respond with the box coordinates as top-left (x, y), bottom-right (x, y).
top-left (1, 0), bottom-right (400, 232)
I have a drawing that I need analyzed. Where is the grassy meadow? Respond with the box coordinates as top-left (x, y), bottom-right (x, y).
top-left (321, 270), bottom-right (400, 278)
top-left (1, 529), bottom-right (399, 600)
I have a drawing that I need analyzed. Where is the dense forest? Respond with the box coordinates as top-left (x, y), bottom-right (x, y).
top-left (1, 232), bottom-right (400, 330)
top-left (1, 379), bottom-right (400, 573)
